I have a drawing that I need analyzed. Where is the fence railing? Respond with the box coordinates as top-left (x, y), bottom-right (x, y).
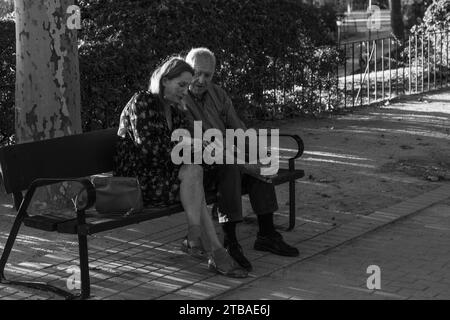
top-left (337, 30), bottom-right (450, 109)
top-left (235, 30), bottom-right (450, 121)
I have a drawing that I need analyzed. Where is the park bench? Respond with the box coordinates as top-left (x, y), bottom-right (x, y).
top-left (0, 128), bottom-right (304, 299)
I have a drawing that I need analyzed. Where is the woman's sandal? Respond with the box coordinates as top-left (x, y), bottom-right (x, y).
top-left (181, 237), bottom-right (207, 260)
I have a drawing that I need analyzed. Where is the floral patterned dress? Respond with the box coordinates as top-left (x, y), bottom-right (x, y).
top-left (114, 91), bottom-right (191, 206)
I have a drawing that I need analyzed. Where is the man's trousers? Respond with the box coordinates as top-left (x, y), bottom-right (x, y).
top-left (204, 164), bottom-right (278, 223)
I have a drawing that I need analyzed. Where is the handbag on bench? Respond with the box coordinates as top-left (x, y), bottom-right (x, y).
top-left (74, 176), bottom-right (144, 215)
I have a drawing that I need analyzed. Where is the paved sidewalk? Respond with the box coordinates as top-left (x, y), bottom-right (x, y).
top-left (1, 90), bottom-right (450, 300)
top-left (1, 183), bottom-right (449, 300)
top-left (219, 187), bottom-right (450, 300)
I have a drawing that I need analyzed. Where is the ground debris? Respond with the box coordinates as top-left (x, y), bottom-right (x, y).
top-left (425, 175), bottom-right (440, 182)
top-left (320, 193), bottom-right (331, 198)
top-left (319, 178), bottom-right (336, 183)
top-left (379, 158), bottom-right (450, 182)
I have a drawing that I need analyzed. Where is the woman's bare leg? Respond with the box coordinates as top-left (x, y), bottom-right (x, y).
top-left (179, 164), bottom-right (223, 250)
top-left (199, 198), bottom-right (222, 252)
top-left (178, 164), bottom-right (203, 244)
top-left (179, 165), bottom-right (247, 277)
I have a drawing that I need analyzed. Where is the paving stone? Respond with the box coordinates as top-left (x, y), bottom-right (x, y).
top-left (1, 147), bottom-right (450, 300)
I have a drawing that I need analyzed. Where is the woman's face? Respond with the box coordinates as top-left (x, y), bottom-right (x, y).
top-left (162, 71), bottom-right (193, 104)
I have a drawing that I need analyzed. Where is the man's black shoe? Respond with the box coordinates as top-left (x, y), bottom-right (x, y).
top-left (224, 240), bottom-right (253, 272)
top-left (254, 232), bottom-right (299, 257)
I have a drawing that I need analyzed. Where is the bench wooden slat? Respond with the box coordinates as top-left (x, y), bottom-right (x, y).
top-left (46, 168), bottom-right (303, 235)
top-left (22, 169), bottom-right (304, 235)
top-left (55, 192), bottom-right (219, 234)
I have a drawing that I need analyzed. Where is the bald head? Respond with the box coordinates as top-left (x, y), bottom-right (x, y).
top-left (186, 47), bottom-right (216, 69)
top-left (186, 48), bottom-right (216, 96)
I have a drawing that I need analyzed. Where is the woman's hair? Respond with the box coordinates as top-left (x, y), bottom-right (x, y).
top-left (149, 56), bottom-right (194, 101)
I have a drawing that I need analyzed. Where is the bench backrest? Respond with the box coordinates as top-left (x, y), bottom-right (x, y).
top-left (0, 128), bottom-right (118, 194)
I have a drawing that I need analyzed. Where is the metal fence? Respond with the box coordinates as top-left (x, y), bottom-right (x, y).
top-left (337, 30), bottom-right (450, 109)
top-left (237, 30), bottom-right (450, 120)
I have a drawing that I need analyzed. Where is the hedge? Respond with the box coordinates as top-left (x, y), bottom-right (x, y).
top-left (0, 0), bottom-right (341, 145)
top-left (0, 17), bottom-right (15, 146)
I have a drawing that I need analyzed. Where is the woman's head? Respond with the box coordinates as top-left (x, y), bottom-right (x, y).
top-left (149, 56), bottom-right (194, 104)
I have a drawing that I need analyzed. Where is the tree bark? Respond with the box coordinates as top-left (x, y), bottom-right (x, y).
top-left (389, 0), bottom-right (404, 40)
top-left (14, 0), bottom-right (82, 210)
top-left (15, 0), bottom-right (81, 144)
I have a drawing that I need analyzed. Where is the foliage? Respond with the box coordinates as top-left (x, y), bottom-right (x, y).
top-left (403, 0), bottom-right (433, 32)
top-left (1, 0), bottom-right (341, 144)
top-left (406, 0), bottom-right (450, 72)
top-left (410, 0), bottom-right (450, 33)
top-left (0, 17), bottom-right (15, 146)
top-left (78, 0), bottom-right (340, 129)
top-left (0, 0), bottom-right (13, 19)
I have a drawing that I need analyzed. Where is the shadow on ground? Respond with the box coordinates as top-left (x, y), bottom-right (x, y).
top-left (1, 90), bottom-right (450, 299)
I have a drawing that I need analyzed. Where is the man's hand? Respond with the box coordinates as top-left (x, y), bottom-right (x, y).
top-left (203, 138), bottom-right (225, 161)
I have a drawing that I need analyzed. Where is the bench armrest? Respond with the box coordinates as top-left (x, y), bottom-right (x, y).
top-left (254, 132), bottom-right (304, 160)
top-left (19, 178), bottom-right (96, 217)
top-left (279, 133), bottom-right (304, 160)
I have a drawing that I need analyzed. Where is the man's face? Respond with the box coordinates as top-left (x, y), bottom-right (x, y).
top-left (189, 56), bottom-right (215, 96)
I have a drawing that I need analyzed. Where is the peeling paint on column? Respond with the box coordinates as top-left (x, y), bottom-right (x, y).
top-left (15, 0), bottom-right (81, 144)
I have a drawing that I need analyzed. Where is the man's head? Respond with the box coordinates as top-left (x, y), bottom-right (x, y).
top-left (185, 48), bottom-right (216, 96)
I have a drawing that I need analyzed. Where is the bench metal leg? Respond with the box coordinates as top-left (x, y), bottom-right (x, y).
top-left (74, 209), bottom-right (91, 300)
top-left (0, 207), bottom-right (78, 299)
top-left (0, 211), bottom-right (26, 280)
top-left (286, 160), bottom-right (297, 231)
top-left (287, 179), bottom-right (296, 231)
top-left (77, 233), bottom-right (91, 299)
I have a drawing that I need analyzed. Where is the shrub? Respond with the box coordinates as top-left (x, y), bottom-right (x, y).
top-left (78, 0), bottom-right (340, 129)
top-left (1, 0), bottom-right (341, 143)
top-left (0, 0), bottom-right (13, 19)
top-left (410, 0), bottom-right (450, 33)
top-left (0, 17), bottom-right (15, 146)
top-left (407, 1), bottom-right (450, 74)
top-left (403, 0), bottom-right (433, 32)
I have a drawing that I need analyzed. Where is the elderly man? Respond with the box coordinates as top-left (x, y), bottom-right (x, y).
top-left (180, 47), bottom-right (299, 272)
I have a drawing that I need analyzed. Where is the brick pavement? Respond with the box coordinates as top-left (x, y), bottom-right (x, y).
top-left (1, 183), bottom-right (449, 300)
top-left (1, 91), bottom-right (450, 300)
top-left (219, 188), bottom-right (450, 300)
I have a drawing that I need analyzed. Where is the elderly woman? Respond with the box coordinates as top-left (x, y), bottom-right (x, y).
top-left (114, 56), bottom-right (247, 278)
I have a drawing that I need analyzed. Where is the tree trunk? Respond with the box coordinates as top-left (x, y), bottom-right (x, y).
top-left (14, 0), bottom-right (82, 210)
top-left (389, 0), bottom-right (404, 40)
top-left (15, 0), bottom-right (81, 144)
